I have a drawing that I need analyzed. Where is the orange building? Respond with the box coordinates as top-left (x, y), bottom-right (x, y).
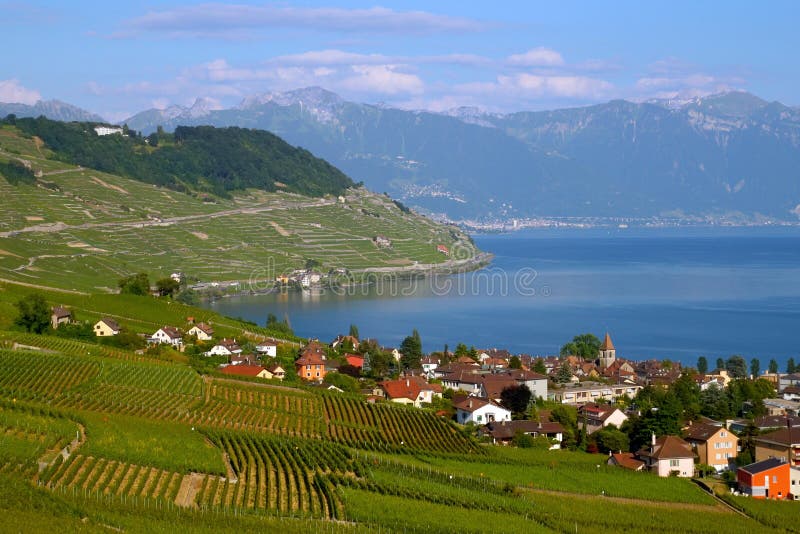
top-left (296, 342), bottom-right (327, 381)
top-left (737, 458), bottom-right (791, 499)
top-left (684, 423), bottom-right (739, 472)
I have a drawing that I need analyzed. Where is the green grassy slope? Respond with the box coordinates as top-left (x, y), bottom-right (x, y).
top-left (0, 124), bottom-right (479, 292)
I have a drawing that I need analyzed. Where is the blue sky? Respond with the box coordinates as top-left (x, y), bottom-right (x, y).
top-left (1, 1), bottom-right (798, 121)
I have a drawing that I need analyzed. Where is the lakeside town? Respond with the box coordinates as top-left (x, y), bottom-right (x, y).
top-left (44, 297), bottom-right (800, 502)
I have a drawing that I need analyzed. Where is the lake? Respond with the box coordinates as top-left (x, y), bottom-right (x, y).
top-left (207, 226), bottom-right (800, 367)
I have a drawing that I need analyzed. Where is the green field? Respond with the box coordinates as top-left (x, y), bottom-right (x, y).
top-left (0, 329), bottom-right (790, 532)
top-left (0, 124), bottom-right (478, 292)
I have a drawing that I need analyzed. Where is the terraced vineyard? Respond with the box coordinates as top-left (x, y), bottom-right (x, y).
top-left (0, 350), bottom-right (99, 401)
top-left (41, 454), bottom-right (183, 503)
top-left (198, 431), bottom-right (347, 518)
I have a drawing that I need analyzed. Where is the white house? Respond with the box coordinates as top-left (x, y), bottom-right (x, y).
top-left (578, 403), bottom-right (628, 434)
top-left (636, 435), bottom-right (695, 478)
top-left (206, 338), bottom-right (242, 356)
top-left (420, 356), bottom-right (440, 378)
top-left (453, 396), bottom-right (512, 425)
top-left (151, 326), bottom-right (183, 347)
top-left (94, 125), bottom-right (124, 136)
top-left (187, 322), bottom-right (214, 341)
top-left (255, 341), bottom-right (277, 357)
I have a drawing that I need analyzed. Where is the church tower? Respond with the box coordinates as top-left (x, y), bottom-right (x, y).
top-left (598, 332), bottom-right (616, 369)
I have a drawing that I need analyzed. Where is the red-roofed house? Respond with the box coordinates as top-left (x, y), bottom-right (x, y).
top-left (453, 396), bottom-right (511, 425)
top-left (345, 354), bottom-right (364, 369)
top-left (296, 348), bottom-right (327, 381)
top-left (220, 364), bottom-right (271, 379)
top-left (50, 306), bottom-right (72, 329)
top-left (380, 377), bottom-right (442, 408)
top-left (578, 403), bottom-right (628, 434)
top-left (684, 422), bottom-right (738, 472)
top-left (636, 435), bottom-right (694, 477)
top-left (608, 452), bottom-right (645, 471)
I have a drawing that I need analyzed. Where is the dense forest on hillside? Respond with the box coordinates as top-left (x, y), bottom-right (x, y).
top-left (2, 116), bottom-right (354, 197)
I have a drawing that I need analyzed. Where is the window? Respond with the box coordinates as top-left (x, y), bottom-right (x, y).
top-left (670, 459), bottom-right (679, 467)
top-left (715, 453), bottom-right (721, 460)
top-left (720, 431), bottom-right (727, 437)
top-left (773, 476), bottom-right (778, 483)
top-left (476, 415), bottom-right (483, 422)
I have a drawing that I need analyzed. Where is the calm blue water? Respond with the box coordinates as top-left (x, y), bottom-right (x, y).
top-left (207, 227), bottom-right (800, 367)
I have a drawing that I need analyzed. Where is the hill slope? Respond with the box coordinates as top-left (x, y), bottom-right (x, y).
top-left (125, 88), bottom-right (800, 222)
top-left (0, 124), bottom-right (480, 292)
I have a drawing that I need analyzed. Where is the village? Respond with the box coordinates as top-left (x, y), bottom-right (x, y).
top-left (48, 302), bottom-right (800, 502)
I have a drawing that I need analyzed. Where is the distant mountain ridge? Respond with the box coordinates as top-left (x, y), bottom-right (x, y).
top-left (0, 99), bottom-right (105, 122)
top-left (121, 88), bottom-right (800, 221)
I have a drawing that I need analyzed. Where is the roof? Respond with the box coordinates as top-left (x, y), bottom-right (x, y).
top-left (380, 376), bottom-right (439, 401)
top-left (97, 317), bottom-right (120, 331)
top-left (345, 354), bottom-right (364, 368)
top-left (684, 422), bottom-right (726, 442)
top-left (637, 435), bottom-right (693, 460)
top-left (453, 396), bottom-right (507, 413)
top-left (296, 351), bottom-right (326, 366)
top-left (755, 427), bottom-right (800, 447)
top-left (610, 452), bottom-right (645, 471)
top-left (600, 333), bottom-right (615, 351)
top-left (483, 420), bottom-right (565, 440)
top-left (51, 306), bottom-right (71, 318)
top-left (158, 326), bottom-right (182, 339)
top-left (220, 364), bottom-right (267, 377)
top-left (193, 322), bottom-right (214, 335)
top-left (266, 363), bottom-right (284, 374)
top-left (738, 458), bottom-right (789, 475)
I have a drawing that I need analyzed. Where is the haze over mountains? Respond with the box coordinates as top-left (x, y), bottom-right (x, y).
top-left (5, 89), bottom-right (800, 222)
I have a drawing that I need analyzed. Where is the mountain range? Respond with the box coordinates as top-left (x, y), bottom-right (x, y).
top-left (4, 89), bottom-right (800, 222)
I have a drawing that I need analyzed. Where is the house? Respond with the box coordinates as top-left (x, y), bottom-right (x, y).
top-left (93, 317), bottom-right (120, 337)
top-left (50, 306), bottom-right (72, 329)
top-left (380, 377), bottom-right (442, 408)
top-left (754, 426), bottom-right (800, 466)
top-left (220, 364), bottom-right (272, 380)
top-left (266, 363), bottom-right (285, 381)
top-left (608, 452), bottom-right (645, 471)
top-left (453, 396), bottom-right (511, 425)
top-left (763, 398), bottom-right (800, 416)
top-left (229, 354), bottom-right (256, 366)
top-left (187, 322), bottom-right (214, 341)
top-left (636, 435), bottom-right (695, 477)
top-left (683, 422), bottom-right (738, 472)
top-left (344, 354), bottom-right (364, 369)
top-left (374, 235), bottom-right (392, 248)
top-left (578, 403), bottom-right (628, 434)
top-left (94, 125), bottom-right (124, 136)
top-left (331, 335), bottom-right (360, 351)
top-left (420, 356), bottom-right (440, 378)
top-left (296, 343), bottom-right (327, 381)
top-left (481, 420), bottom-right (564, 448)
top-left (436, 244), bottom-right (449, 256)
top-left (737, 458), bottom-right (791, 499)
top-left (550, 382), bottom-right (642, 405)
top-left (206, 338), bottom-right (242, 356)
top-left (779, 373), bottom-right (800, 393)
top-left (151, 326), bottom-right (183, 347)
top-left (255, 341), bottom-right (277, 357)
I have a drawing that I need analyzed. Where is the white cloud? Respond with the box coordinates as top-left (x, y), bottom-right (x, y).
top-left (272, 50), bottom-right (391, 66)
top-left (124, 4), bottom-right (487, 38)
top-left (339, 65), bottom-right (424, 95)
top-left (507, 47), bottom-right (565, 67)
top-left (0, 79), bottom-right (41, 105)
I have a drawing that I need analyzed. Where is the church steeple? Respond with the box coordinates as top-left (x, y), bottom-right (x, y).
top-left (598, 332), bottom-right (616, 369)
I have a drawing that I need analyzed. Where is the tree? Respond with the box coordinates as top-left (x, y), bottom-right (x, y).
top-left (594, 425), bottom-right (630, 454)
top-left (175, 288), bottom-right (199, 306)
top-left (560, 333), bottom-right (601, 360)
top-left (500, 384), bottom-right (532, 416)
top-left (155, 277), bottom-right (180, 297)
top-left (323, 372), bottom-right (359, 393)
top-left (725, 355), bottom-right (747, 379)
top-left (508, 356), bottom-right (522, 369)
top-left (454, 343), bottom-right (469, 358)
top-left (750, 358), bottom-right (760, 378)
top-left (696, 356), bottom-right (708, 374)
top-left (533, 358), bottom-right (547, 375)
top-left (700, 384), bottom-right (730, 420)
top-left (768, 359), bottom-right (779, 374)
top-left (348, 324), bottom-right (359, 339)
top-left (337, 364), bottom-right (361, 378)
top-left (14, 293), bottom-right (51, 334)
top-left (787, 357), bottom-right (797, 374)
top-left (399, 329), bottom-right (422, 369)
top-left (715, 357), bottom-right (725, 371)
top-left (555, 361), bottom-right (573, 384)
top-left (118, 273), bottom-right (150, 295)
